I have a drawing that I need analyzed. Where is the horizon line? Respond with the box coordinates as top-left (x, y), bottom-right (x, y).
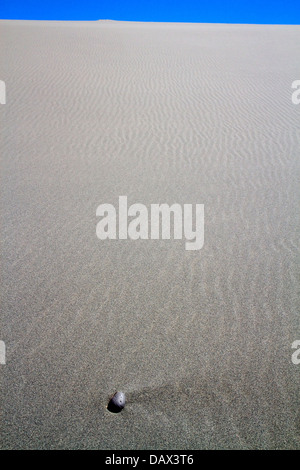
top-left (1, 18), bottom-right (300, 26)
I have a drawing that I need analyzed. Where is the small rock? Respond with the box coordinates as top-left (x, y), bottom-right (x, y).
top-left (107, 391), bottom-right (126, 413)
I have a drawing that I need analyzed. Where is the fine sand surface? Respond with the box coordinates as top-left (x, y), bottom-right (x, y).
top-left (0, 20), bottom-right (299, 449)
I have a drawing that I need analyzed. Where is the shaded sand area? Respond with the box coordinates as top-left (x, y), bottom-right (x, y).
top-left (0, 20), bottom-right (299, 449)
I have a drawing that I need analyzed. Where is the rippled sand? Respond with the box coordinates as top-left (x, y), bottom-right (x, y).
top-left (0, 20), bottom-right (300, 449)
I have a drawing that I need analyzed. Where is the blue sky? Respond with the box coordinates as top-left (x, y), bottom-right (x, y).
top-left (1, 0), bottom-right (299, 24)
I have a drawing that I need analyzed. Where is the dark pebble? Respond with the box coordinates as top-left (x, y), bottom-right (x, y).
top-left (107, 391), bottom-right (126, 413)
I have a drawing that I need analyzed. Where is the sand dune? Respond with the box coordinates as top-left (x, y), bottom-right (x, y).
top-left (0, 20), bottom-right (299, 449)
